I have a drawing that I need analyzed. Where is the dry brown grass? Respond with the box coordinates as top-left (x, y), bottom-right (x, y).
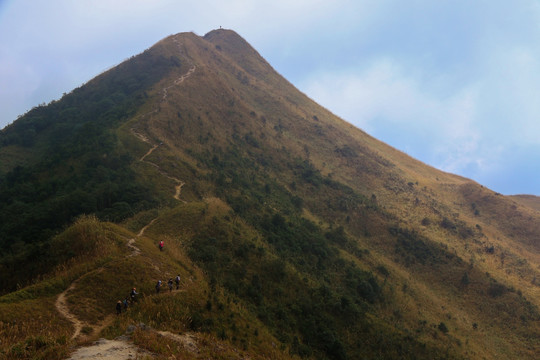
top-left (122, 30), bottom-right (540, 358)
top-left (3, 29), bottom-right (540, 359)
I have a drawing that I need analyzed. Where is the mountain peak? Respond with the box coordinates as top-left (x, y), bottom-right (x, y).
top-left (2, 28), bottom-right (540, 360)
top-left (203, 28), bottom-right (245, 44)
top-left (202, 28), bottom-right (273, 77)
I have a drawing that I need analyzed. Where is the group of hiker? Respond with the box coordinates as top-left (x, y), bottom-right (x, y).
top-left (116, 274), bottom-right (181, 315)
top-left (155, 274), bottom-right (181, 293)
top-left (115, 239), bottom-right (177, 314)
top-left (116, 287), bottom-right (139, 315)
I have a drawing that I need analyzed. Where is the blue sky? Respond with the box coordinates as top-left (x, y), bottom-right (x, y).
top-left (1, 0), bottom-right (540, 195)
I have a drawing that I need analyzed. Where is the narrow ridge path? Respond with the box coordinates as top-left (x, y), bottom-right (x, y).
top-left (56, 34), bottom-right (195, 354)
top-left (55, 216), bottom-right (152, 341)
top-left (55, 283), bottom-right (83, 340)
top-left (130, 34), bottom-right (195, 203)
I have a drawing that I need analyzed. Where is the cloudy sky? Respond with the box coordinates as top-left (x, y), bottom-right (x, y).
top-left (1, 0), bottom-right (540, 195)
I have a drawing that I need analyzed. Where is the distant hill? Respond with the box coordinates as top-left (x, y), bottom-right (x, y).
top-left (511, 194), bottom-right (540, 212)
top-left (1, 29), bottom-right (539, 360)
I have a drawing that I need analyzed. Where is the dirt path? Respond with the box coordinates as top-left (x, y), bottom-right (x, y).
top-left (126, 237), bottom-right (141, 258)
top-left (137, 218), bottom-right (157, 238)
top-left (55, 218), bottom-right (150, 341)
top-left (132, 129), bottom-right (186, 202)
top-left (140, 143), bottom-right (159, 162)
top-left (55, 283), bottom-right (83, 340)
top-left (131, 34), bottom-right (195, 202)
top-left (66, 331), bottom-right (198, 359)
top-left (162, 65), bottom-right (196, 101)
top-left (66, 337), bottom-right (153, 360)
top-left (174, 182), bottom-right (185, 201)
top-left (58, 35), bottom-right (195, 357)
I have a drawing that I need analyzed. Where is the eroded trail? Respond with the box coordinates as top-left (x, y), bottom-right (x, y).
top-left (55, 283), bottom-right (83, 340)
top-left (162, 65), bottom-right (196, 101)
top-left (55, 217), bottom-right (152, 341)
top-left (140, 143), bottom-right (159, 162)
top-left (131, 34), bottom-right (194, 203)
top-left (174, 182), bottom-right (185, 201)
top-left (137, 218), bottom-right (157, 237)
top-left (67, 337), bottom-right (152, 360)
top-left (131, 133), bottom-right (187, 203)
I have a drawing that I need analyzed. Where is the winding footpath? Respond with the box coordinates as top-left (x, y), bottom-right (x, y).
top-left (55, 283), bottom-right (84, 340)
top-left (131, 36), bottom-right (195, 203)
top-left (131, 130), bottom-right (187, 203)
top-left (54, 231), bottom-right (142, 342)
top-left (55, 35), bottom-right (196, 356)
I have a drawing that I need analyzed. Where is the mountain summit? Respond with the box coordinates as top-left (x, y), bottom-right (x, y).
top-left (1, 29), bottom-right (540, 359)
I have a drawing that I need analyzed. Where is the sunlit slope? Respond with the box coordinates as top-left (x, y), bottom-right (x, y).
top-left (137, 27), bottom-right (540, 298)
top-left (1, 29), bottom-right (540, 359)
top-left (126, 29), bottom-right (540, 359)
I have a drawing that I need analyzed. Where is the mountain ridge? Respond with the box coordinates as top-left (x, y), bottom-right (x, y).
top-left (1, 28), bottom-right (539, 359)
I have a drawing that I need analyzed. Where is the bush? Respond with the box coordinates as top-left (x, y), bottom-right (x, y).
top-left (438, 322), bottom-right (449, 334)
top-left (440, 217), bottom-right (456, 230)
top-left (488, 283), bottom-right (507, 298)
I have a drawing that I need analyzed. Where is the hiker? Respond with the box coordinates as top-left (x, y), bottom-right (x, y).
top-left (116, 300), bottom-right (122, 315)
top-left (175, 274), bottom-right (181, 290)
top-left (123, 297), bottom-right (129, 311)
top-left (168, 278), bottom-right (173, 292)
top-left (130, 287), bottom-right (138, 303)
top-left (156, 280), bottom-right (162, 294)
top-left (159, 240), bottom-right (164, 251)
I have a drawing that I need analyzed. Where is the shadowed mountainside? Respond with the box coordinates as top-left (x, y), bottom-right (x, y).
top-left (1, 29), bottom-right (540, 359)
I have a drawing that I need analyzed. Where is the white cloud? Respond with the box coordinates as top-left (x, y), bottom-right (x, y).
top-left (300, 59), bottom-right (482, 172)
top-left (476, 46), bottom-right (540, 146)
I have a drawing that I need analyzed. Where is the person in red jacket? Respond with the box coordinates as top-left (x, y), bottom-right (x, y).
top-left (159, 240), bottom-right (164, 251)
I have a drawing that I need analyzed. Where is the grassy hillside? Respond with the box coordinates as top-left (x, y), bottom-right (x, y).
top-left (0, 44), bottom-right (182, 291)
top-left (511, 194), bottom-right (540, 212)
top-left (1, 29), bottom-right (540, 359)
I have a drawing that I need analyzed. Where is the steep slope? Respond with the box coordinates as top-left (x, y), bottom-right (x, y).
top-left (0, 44), bottom-right (181, 290)
top-left (1, 29), bottom-right (540, 359)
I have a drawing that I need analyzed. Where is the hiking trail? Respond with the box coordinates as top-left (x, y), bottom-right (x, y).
top-left (56, 34), bottom-right (195, 357)
top-left (131, 130), bottom-right (187, 203)
top-left (131, 37), bottom-right (194, 203)
top-left (55, 283), bottom-right (84, 340)
top-left (66, 337), bottom-right (153, 360)
top-left (55, 220), bottom-right (148, 342)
